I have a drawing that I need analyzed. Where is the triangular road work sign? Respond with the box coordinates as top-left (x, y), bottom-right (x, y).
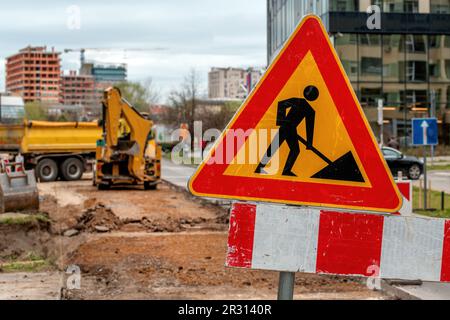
top-left (189, 15), bottom-right (402, 213)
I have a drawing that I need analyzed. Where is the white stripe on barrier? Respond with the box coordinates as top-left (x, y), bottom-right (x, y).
top-left (380, 217), bottom-right (444, 281)
top-left (253, 206), bottom-right (320, 273)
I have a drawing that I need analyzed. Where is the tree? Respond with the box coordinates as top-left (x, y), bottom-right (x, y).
top-left (115, 78), bottom-right (160, 113)
top-left (200, 101), bottom-right (239, 132)
top-left (165, 69), bottom-right (203, 150)
top-left (24, 101), bottom-right (49, 121)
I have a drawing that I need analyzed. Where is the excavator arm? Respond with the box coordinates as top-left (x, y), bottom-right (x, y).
top-left (102, 87), bottom-right (153, 181)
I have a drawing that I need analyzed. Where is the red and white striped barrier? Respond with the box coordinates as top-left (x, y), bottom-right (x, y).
top-left (14, 154), bottom-right (24, 173)
top-left (1, 156), bottom-right (25, 174)
top-left (1, 159), bottom-right (12, 174)
top-left (227, 202), bottom-right (450, 282)
top-left (396, 180), bottom-right (413, 216)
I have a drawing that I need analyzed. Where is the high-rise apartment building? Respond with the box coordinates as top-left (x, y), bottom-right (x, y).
top-left (5, 46), bottom-right (61, 104)
top-left (208, 67), bottom-right (263, 99)
top-left (267, 0), bottom-right (450, 145)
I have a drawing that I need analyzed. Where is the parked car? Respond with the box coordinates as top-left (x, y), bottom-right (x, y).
top-left (381, 147), bottom-right (424, 180)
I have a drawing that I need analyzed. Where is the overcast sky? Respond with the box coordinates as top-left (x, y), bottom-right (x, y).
top-left (0, 0), bottom-right (266, 101)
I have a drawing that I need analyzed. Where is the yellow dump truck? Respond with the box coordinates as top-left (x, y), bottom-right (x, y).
top-left (0, 120), bottom-right (102, 182)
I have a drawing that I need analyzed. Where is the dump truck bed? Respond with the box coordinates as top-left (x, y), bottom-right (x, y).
top-left (0, 121), bottom-right (102, 154)
top-left (0, 124), bottom-right (24, 151)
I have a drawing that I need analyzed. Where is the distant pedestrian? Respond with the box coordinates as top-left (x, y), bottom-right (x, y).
top-left (388, 137), bottom-right (400, 150)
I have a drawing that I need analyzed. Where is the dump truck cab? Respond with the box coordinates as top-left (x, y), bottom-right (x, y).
top-left (94, 87), bottom-right (161, 190)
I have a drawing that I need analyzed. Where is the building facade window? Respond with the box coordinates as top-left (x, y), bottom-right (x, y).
top-left (332, 33), bottom-right (450, 114)
top-left (335, 34), bottom-right (358, 82)
top-left (431, 0), bottom-right (450, 13)
top-left (268, 0), bottom-right (450, 144)
top-left (0, 105), bottom-right (25, 123)
top-left (381, 0), bottom-right (419, 12)
top-left (359, 34), bottom-right (382, 83)
top-left (330, 0), bottom-right (359, 12)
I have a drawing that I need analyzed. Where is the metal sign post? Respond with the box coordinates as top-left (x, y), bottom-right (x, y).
top-left (423, 147), bottom-right (428, 210)
top-left (378, 99), bottom-right (384, 146)
top-left (277, 272), bottom-right (295, 300)
top-left (430, 90), bottom-right (436, 165)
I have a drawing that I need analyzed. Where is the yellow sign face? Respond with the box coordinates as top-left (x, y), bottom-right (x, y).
top-left (224, 52), bottom-right (370, 188)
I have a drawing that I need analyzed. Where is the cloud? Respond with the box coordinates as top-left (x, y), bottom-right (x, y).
top-left (0, 0), bottom-right (266, 97)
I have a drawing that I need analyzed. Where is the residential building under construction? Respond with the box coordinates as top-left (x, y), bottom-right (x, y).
top-left (60, 70), bottom-right (96, 108)
top-left (5, 46), bottom-right (61, 104)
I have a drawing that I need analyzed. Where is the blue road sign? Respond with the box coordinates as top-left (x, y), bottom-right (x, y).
top-left (412, 118), bottom-right (438, 146)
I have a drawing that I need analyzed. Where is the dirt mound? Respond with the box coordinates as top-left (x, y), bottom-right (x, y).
top-left (121, 216), bottom-right (226, 233)
top-left (83, 198), bottom-right (98, 209)
top-left (65, 198), bottom-right (224, 235)
top-left (139, 216), bottom-right (210, 233)
top-left (75, 203), bottom-right (122, 233)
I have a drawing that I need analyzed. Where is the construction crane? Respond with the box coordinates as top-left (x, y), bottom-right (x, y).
top-left (63, 47), bottom-right (167, 66)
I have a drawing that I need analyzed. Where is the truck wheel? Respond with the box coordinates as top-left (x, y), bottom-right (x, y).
top-left (36, 159), bottom-right (58, 182)
top-left (98, 183), bottom-right (111, 190)
top-left (61, 158), bottom-right (84, 181)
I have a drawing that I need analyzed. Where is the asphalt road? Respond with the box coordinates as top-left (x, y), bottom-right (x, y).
top-left (396, 282), bottom-right (450, 300)
top-left (425, 171), bottom-right (450, 193)
top-left (161, 158), bottom-right (195, 190)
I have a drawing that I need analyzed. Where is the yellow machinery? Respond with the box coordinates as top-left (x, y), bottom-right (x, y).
top-left (0, 121), bottom-right (102, 182)
top-left (20, 121), bottom-right (101, 154)
top-left (0, 165), bottom-right (39, 213)
top-left (94, 87), bottom-right (161, 190)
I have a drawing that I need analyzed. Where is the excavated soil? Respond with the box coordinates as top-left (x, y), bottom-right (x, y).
top-left (39, 181), bottom-right (227, 236)
top-left (63, 232), bottom-right (384, 300)
top-left (75, 204), bottom-right (123, 233)
top-left (0, 216), bottom-right (52, 265)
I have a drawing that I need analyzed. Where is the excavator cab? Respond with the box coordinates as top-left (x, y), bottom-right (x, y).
top-left (94, 87), bottom-right (161, 190)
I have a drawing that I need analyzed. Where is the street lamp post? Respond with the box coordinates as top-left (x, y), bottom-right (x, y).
top-left (378, 99), bottom-right (384, 146)
top-left (430, 90), bottom-right (436, 164)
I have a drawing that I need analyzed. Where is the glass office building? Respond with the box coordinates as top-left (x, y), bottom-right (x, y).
top-left (267, 0), bottom-right (450, 145)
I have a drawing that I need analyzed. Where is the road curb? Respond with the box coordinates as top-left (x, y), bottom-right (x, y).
top-left (162, 179), bottom-right (232, 209)
top-left (380, 280), bottom-right (422, 300)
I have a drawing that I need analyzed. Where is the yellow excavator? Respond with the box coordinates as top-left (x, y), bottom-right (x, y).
top-left (94, 87), bottom-right (161, 190)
